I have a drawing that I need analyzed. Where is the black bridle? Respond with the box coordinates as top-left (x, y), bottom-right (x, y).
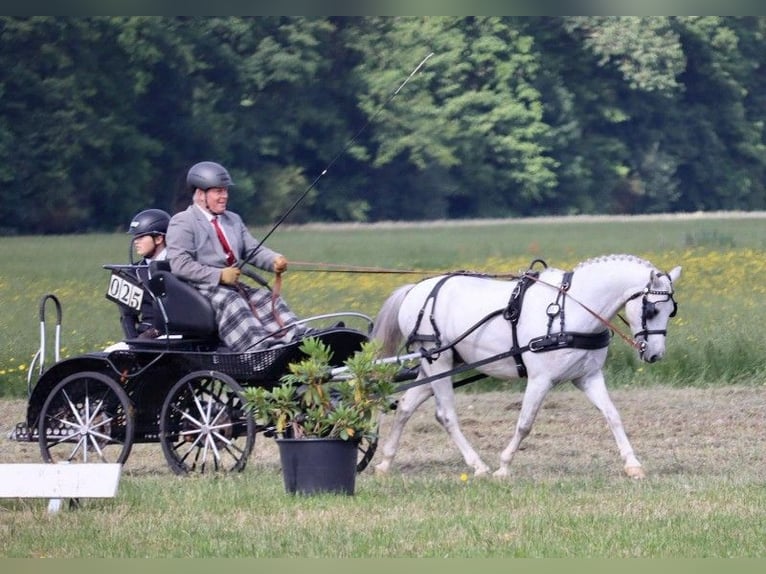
top-left (626, 273), bottom-right (678, 347)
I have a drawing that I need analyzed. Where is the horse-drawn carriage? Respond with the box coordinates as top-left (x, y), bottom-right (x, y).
top-left (11, 251), bottom-right (682, 480)
top-left (10, 261), bottom-right (376, 475)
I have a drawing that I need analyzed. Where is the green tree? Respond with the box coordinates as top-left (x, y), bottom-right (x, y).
top-left (666, 16), bottom-right (766, 211)
top-left (0, 17), bottom-right (162, 233)
top-left (536, 17), bottom-right (687, 214)
top-left (3, 17), bottom-right (766, 234)
top-left (226, 16), bottom-right (349, 224)
top-left (348, 16), bottom-right (558, 220)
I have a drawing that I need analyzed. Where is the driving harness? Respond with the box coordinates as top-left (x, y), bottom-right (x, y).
top-left (404, 260), bottom-right (611, 380)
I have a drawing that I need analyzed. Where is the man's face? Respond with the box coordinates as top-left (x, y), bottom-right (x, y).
top-left (202, 187), bottom-right (228, 215)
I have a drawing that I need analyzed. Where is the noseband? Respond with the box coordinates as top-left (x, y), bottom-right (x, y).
top-left (627, 273), bottom-right (678, 347)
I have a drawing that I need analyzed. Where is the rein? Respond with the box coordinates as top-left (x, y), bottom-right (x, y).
top-left (395, 262), bottom-right (673, 390)
top-left (289, 260), bottom-right (521, 279)
top-left (271, 271), bottom-right (285, 328)
top-left (521, 272), bottom-right (646, 352)
top-left (376, 260), bottom-right (677, 397)
top-left (398, 266), bottom-right (614, 384)
top-left (280, 258), bottom-right (667, 356)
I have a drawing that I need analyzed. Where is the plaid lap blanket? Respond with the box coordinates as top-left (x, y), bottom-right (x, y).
top-left (197, 283), bottom-right (301, 351)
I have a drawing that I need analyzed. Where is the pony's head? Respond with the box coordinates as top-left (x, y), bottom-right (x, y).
top-left (623, 266), bottom-right (682, 363)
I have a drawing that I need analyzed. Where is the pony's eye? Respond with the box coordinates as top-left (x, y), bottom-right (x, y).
top-left (643, 301), bottom-right (659, 319)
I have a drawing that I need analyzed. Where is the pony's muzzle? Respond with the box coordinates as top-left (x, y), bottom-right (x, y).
top-left (636, 340), bottom-right (657, 363)
top-left (639, 343), bottom-right (664, 363)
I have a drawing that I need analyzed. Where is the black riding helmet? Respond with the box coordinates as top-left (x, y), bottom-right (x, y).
top-left (186, 161), bottom-right (235, 192)
top-left (128, 209), bottom-right (171, 238)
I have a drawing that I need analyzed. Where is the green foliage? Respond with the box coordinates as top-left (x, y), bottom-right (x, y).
top-left (243, 338), bottom-right (397, 440)
top-left (0, 17), bottom-right (165, 233)
top-left (563, 17), bottom-right (686, 93)
top-left (662, 17), bottom-right (766, 212)
top-left (349, 17), bottom-right (559, 218)
top-left (2, 17), bottom-right (766, 233)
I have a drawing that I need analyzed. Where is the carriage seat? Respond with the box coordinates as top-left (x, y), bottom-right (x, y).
top-left (147, 262), bottom-right (217, 339)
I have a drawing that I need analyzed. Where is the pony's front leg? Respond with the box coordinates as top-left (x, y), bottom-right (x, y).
top-left (431, 379), bottom-right (491, 476)
top-left (574, 372), bottom-right (645, 479)
top-left (374, 382), bottom-right (433, 474)
top-left (494, 376), bottom-right (552, 478)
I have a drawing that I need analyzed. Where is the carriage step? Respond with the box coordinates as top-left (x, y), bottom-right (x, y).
top-left (7, 422), bottom-right (35, 442)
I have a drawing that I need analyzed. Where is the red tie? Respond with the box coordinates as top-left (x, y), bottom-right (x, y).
top-left (212, 216), bottom-right (236, 266)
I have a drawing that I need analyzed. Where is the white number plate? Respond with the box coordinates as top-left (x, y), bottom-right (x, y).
top-left (105, 273), bottom-right (144, 311)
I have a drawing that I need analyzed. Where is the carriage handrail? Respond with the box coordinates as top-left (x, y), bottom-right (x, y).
top-left (103, 263), bottom-right (148, 271)
top-left (26, 293), bottom-right (63, 397)
top-left (247, 312), bottom-right (375, 349)
top-left (294, 312), bottom-right (374, 329)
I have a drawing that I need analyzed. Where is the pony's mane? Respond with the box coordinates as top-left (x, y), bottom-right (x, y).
top-left (573, 253), bottom-right (656, 271)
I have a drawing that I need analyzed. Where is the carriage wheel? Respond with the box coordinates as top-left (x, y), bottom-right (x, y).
top-left (38, 371), bottom-right (134, 464)
top-left (159, 370), bottom-right (255, 475)
top-left (355, 415), bottom-right (383, 472)
top-left (356, 434), bottom-right (378, 472)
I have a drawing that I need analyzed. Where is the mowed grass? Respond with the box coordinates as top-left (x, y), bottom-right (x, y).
top-left (1, 385), bottom-right (764, 558)
top-left (1, 214), bottom-right (766, 558)
top-left (2, 474), bottom-right (764, 558)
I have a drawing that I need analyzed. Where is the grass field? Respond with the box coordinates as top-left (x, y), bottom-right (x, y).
top-left (2, 212), bottom-right (766, 395)
top-left (1, 213), bottom-right (766, 558)
top-left (1, 385), bottom-right (764, 557)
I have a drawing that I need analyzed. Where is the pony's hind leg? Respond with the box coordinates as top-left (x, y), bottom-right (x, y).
top-left (494, 376), bottom-right (553, 478)
top-left (573, 371), bottom-right (645, 479)
top-left (374, 382), bottom-right (434, 474)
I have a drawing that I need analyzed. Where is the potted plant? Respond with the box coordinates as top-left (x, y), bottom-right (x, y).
top-left (243, 337), bottom-right (398, 495)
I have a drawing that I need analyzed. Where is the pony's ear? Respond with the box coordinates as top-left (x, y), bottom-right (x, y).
top-left (651, 266), bottom-right (682, 286)
top-left (668, 266), bottom-right (682, 283)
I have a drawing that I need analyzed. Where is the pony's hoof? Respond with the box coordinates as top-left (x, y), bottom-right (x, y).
top-left (474, 466), bottom-right (490, 477)
top-left (374, 463), bottom-right (390, 475)
top-left (625, 465), bottom-right (645, 479)
top-left (492, 468), bottom-right (510, 479)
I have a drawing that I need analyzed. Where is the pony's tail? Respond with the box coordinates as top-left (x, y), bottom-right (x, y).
top-left (371, 284), bottom-right (414, 357)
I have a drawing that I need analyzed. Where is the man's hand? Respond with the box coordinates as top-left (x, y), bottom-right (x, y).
top-left (220, 266), bottom-right (241, 285)
top-left (273, 255), bottom-right (288, 274)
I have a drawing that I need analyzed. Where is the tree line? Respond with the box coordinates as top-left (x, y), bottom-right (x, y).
top-left (1, 16), bottom-right (765, 235)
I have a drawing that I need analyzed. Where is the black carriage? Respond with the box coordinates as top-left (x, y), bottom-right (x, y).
top-left (11, 262), bottom-right (374, 475)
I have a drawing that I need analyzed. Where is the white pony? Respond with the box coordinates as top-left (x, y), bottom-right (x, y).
top-left (371, 254), bottom-right (681, 479)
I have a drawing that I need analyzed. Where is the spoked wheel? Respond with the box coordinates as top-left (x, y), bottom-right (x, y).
top-left (159, 370), bottom-right (255, 475)
top-left (355, 414), bottom-right (383, 472)
top-left (38, 371), bottom-right (134, 464)
top-left (356, 434), bottom-right (378, 472)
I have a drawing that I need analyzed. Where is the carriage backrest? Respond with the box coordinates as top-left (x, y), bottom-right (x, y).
top-left (147, 263), bottom-right (217, 338)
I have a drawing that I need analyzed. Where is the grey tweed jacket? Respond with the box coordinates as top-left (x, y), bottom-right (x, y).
top-left (166, 204), bottom-right (280, 286)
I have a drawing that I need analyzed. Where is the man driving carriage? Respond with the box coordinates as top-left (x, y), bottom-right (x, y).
top-left (165, 161), bottom-right (305, 352)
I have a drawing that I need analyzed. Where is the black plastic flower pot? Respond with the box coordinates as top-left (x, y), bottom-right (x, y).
top-left (276, 437), bottom-right (357, 495)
